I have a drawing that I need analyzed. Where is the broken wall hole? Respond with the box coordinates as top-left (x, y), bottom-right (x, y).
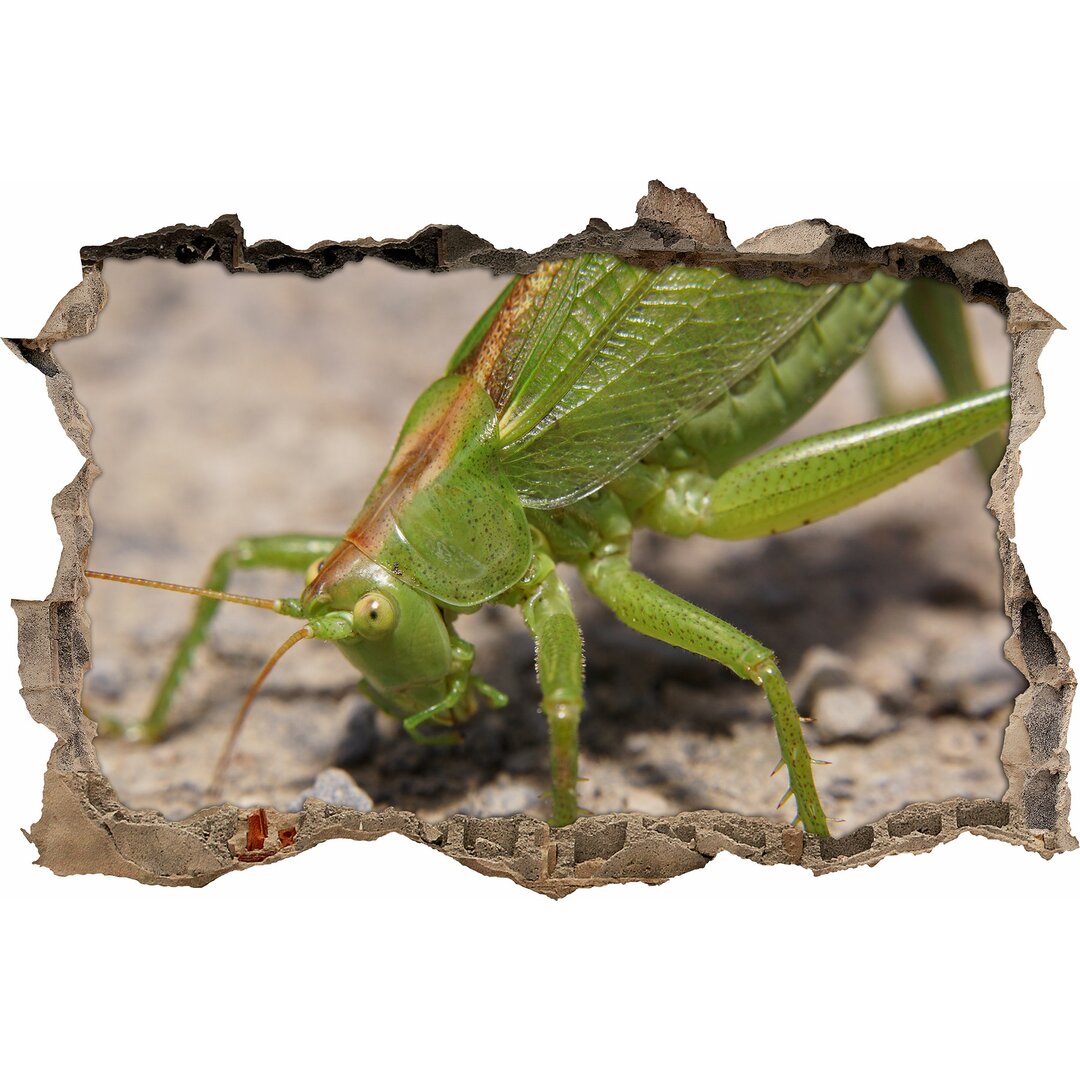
top-left (10, 182), bottom-right (1074, 891)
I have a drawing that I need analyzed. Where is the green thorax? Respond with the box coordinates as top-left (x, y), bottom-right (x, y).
top-left (341, 374), bottom-right (532, 608)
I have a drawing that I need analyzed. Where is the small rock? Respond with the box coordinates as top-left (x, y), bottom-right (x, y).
top-left (812, 685), bottom-right (897, 744)
top-left (790, 645), bottom-right (896, 743)
top-left (856, 640), bottom-right (923, 706)
top-left (789, 645), bottom-right (858, 711)
top-left (291, 767), bottom-right (374, 812)
top-left (456, 777), bottom-right (541, 818)
top-left (959, 678), bottom-right (1022, 718)
top-left (926, 620), bottom-right (1020, 715)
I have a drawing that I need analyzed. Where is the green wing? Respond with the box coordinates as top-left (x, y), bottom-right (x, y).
top-left (486, 255), bottom-right (841, 509)
top-left (445, 278), bottom-right (517, 373)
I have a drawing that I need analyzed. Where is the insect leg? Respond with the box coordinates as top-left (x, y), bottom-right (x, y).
top-left (902, 278), bottom-right (1005, 474)
top-left (396, 637), bottom-right (506, 746)
top-left (580, 549), bottom-right (828, 836)
top-left (101, 533), bottom-right (339, 741)
top-left (400, 675), bottom-right (472, 746)
top-left (638, 385), bottom-right (1009, 541)
top-left (647, 273), bottom-right (906, 478)
top-left (517, 554), bottom-right (585, 828)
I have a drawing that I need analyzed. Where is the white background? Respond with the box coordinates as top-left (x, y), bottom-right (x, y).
top-left (2, 4), bottom-right (1076, 1077)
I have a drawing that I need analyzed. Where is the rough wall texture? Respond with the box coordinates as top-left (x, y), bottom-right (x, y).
top-left (8, 182), bottom-right (1073, 895)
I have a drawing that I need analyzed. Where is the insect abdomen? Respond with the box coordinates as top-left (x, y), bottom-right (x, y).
top-left (646, 273), bottom-right (906, 477)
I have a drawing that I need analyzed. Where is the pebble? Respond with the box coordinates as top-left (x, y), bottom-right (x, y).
top-left (790, 646), bottom-right (857, 708)
top-left (791, 645), bottom-right (897, 743)
top-left (813, 685), bottom-right (897, 743)
top-left (926, 619), bottom-right (1021, 714)
top-left (290, 767), bottom-right (374, 812)
top-left (959, 678), bottom-right (1022, 718)
top-left (456, 776), bottom-right (541, 818)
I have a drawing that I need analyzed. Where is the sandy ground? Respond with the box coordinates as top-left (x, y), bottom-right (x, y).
top-left (56, 256), bottom-right (1020, 832)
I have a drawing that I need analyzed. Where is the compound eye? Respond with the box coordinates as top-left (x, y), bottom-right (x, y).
top-left (352, 592), bottom-right (398, 639)
top-left (304, 557), bottom-right (327, 587)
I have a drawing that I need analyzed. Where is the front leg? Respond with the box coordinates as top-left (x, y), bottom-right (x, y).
top-left (510, 553), bottom-right (585, 828)
top-left (581, 548), bottom-right (829, 837)
top-left (396, 636), bottom-right (509, 746)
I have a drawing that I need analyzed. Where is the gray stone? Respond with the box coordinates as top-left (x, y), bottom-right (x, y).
top-left (791, 645), bottom-right (897, 743)
top-left (291, 767), bottom-right (374, 812)
top-left (927, 619), bottom-right (1022, 714)
top-left (813, 685), bottom-right (897, 744)
top-left (790, 645), bottom-right (859, 710)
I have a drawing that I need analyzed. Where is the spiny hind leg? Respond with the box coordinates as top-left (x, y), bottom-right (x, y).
top-left (615, 388), bottom-right (1008, 832)
top-left (580, 549), bottom-right (828, 837)
top-left (902, 278), bottom-right (1006, 475)
top-left (638, 385), bottom-right (1009, 541)
top-left (95, 533), bottom-right (339, 741)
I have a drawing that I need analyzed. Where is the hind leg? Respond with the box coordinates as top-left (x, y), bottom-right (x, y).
top-left (580, 547), bottom-right (828, 836)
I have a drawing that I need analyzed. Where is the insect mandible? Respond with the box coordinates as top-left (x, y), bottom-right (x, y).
top-left (87, 254), bottom-right (1010, 836)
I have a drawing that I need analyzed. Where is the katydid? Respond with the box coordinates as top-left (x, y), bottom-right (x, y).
top-left (86, 255), bottom-right (1010, 836)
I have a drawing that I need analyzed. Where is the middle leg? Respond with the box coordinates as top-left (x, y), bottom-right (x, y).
top-left (509, 552), bottom-right (586, 828)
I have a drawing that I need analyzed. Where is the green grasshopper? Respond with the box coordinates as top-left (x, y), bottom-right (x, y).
top-left (87, 254), bottom-right (1009, 836)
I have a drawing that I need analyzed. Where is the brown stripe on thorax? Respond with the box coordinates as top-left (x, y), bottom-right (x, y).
top-left (455, 260), bottom-right (562, 414)
top-left (343, 377), bottom-right (482, 556)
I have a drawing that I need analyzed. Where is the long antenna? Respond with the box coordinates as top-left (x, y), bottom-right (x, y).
top-left (86, 569), bottom-right (279, 610)
top-left (207, 625), bottom-right (314, 798)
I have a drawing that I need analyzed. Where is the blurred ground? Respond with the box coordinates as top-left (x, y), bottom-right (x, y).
top-left (57, 256), bottom-right (1020, 831)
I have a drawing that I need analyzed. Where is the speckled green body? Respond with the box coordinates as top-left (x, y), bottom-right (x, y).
top-left (99, 256), bottom-right (1010, 835)
top-left (298, 258), bottom-right (1007, 834)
